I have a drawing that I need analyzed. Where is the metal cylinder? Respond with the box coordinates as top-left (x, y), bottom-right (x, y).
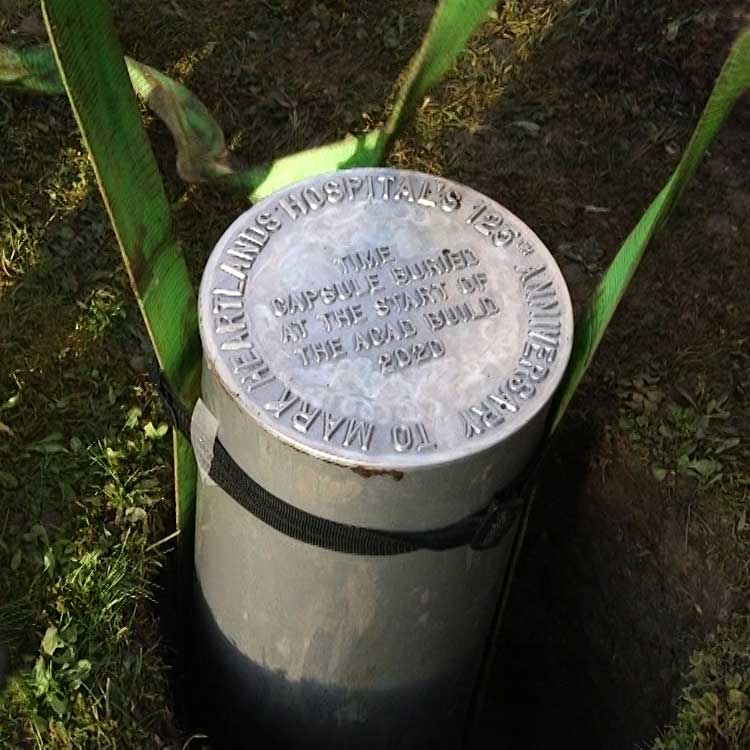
top-left (194, 168), bottom-right (573, 748)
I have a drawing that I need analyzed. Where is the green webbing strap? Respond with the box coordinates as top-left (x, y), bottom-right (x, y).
top-left (470, 28), bottom-right (750, 736)
top-left (0, 43), bottom-right (235, 184)
top-left (38, 0), bottom-right (749, 544)
top-left (549, 29), bottom-right (750, 432)
top-left (7, 1), bottom-right (497, 204)
top-left (382, 0), bottom-right (496, 155)
top-left (36, 0), bottom-right (498, 538)
top-left (41, 0), bottom-right (202, 535)
top-left (230, 0), bottom-right (497, 201)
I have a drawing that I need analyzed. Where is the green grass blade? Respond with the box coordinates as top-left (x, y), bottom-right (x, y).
top-left (382, 0), bottom-right (496, 154)
top-left (41, 0), bottom-right (201, 534)
top-left (549, 29), bottom-right (750, 432)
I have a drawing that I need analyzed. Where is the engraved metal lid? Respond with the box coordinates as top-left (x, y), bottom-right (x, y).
top-left (199, 168), bottom-right (573, 470)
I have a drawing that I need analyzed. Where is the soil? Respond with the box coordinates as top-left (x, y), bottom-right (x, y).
top-left (153, 0), bottom-right (750, 745)
top-left (468, 3), bottom-right (750, 746)
top-left (2, 0), bottom-right (748, 747)
top-left (477, 426), bottom-right (738, 749)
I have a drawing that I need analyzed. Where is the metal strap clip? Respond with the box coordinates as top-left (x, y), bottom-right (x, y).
top-left (470, 496), bottom-right (525, 551)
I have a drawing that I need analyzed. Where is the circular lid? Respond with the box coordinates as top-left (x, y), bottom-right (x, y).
top-left (199, 168), bottom-right (573, 470)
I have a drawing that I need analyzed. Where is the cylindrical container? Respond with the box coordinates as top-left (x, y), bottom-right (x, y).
top-left (195, 168), bottom-right (573, 748)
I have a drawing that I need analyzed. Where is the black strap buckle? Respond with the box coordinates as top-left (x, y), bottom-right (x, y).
top-left (470, 495), bottom-right (525, 551)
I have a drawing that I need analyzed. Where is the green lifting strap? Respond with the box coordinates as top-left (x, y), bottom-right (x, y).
top-left (40, 0), bottom-right (750, 552)
top-left (3, 0), bottom-right (497, 202)
top-left (549, 28), bottom-right (750, 431)
top-left (37, 0), bottom-right (499, 540)
top-left (470, 27), bottom-right (750, 734)
top-left (41, 0), bottom-right (202, 538)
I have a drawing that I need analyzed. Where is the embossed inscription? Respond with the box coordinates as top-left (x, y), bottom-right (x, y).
top-left (456, 263), bottom-right (563, 438)
top-left (294, 337), bottom-right (347, 367)
top-left (333, 246), bottom-right (392, 274)
top-left (206, 170), bottom-right (570, 457)
top-left (353, 320), bottom-right (417, 351)
top-left (269, 248), bottom-right (492, 378)
top-left (263, 386), bottom-right (374, 452)
top-left (377, 339), bottom-right (446, 376)
top-left (389, 248), bottom-right (479, 285)
top-left (391, 422), bottom-right (437, 453)
top-left (275, 174), bottom-right (462, 221)
top-left (271, 274), bottom-right (384, 317)
top-left (423, 297), bottom-right (500, 332)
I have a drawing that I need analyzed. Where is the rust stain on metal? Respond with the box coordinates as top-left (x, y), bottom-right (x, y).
top-left (350, 465), bottom-right (404, 481)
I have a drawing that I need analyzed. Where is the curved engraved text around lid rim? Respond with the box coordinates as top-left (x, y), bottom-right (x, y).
top-left (198, 167), bottom-right (574, 470)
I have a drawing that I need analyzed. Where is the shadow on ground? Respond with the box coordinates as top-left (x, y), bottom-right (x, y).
top-left (166, 1), bottom-right (750, 750)
top-left (163, 2), bottom-right (749, 747)
top-left (3, 0), bottom-right (747, 746)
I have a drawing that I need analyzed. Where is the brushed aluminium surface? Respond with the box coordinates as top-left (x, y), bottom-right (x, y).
top-left (199, 168), bottom-right (573, 470)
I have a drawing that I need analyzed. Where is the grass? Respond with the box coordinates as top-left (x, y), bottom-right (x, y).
top-left (1, 0), bottom-right (749, 747)
top-left (655, 616), bottom-right (750, 750)
top-left (613, 369), bottom-right (750, 530)
top-left (0, 394), bottom-right (179, 748)
top-left (0, 57), bottom-right (181, 737)
top-left (2, 1), bottom-right (569, 746)
top-left (610, 364), bottom-right (750, 747)
top-left (0, 200), bottom-right (180, 744)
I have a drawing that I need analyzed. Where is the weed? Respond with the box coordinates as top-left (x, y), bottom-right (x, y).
top-left (2, 0), bottom-right (748, 748)
top-left (0, 397), bottom-right (178, 748)
top-left (655, 616), bottom-right (750, 750)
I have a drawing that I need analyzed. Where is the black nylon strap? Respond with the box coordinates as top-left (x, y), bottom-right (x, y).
top-left (153, 365), bottom-right (528, 556)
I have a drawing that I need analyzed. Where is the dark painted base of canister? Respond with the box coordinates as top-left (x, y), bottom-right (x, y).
top-left (191, 579), bottom-right (476, 750)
